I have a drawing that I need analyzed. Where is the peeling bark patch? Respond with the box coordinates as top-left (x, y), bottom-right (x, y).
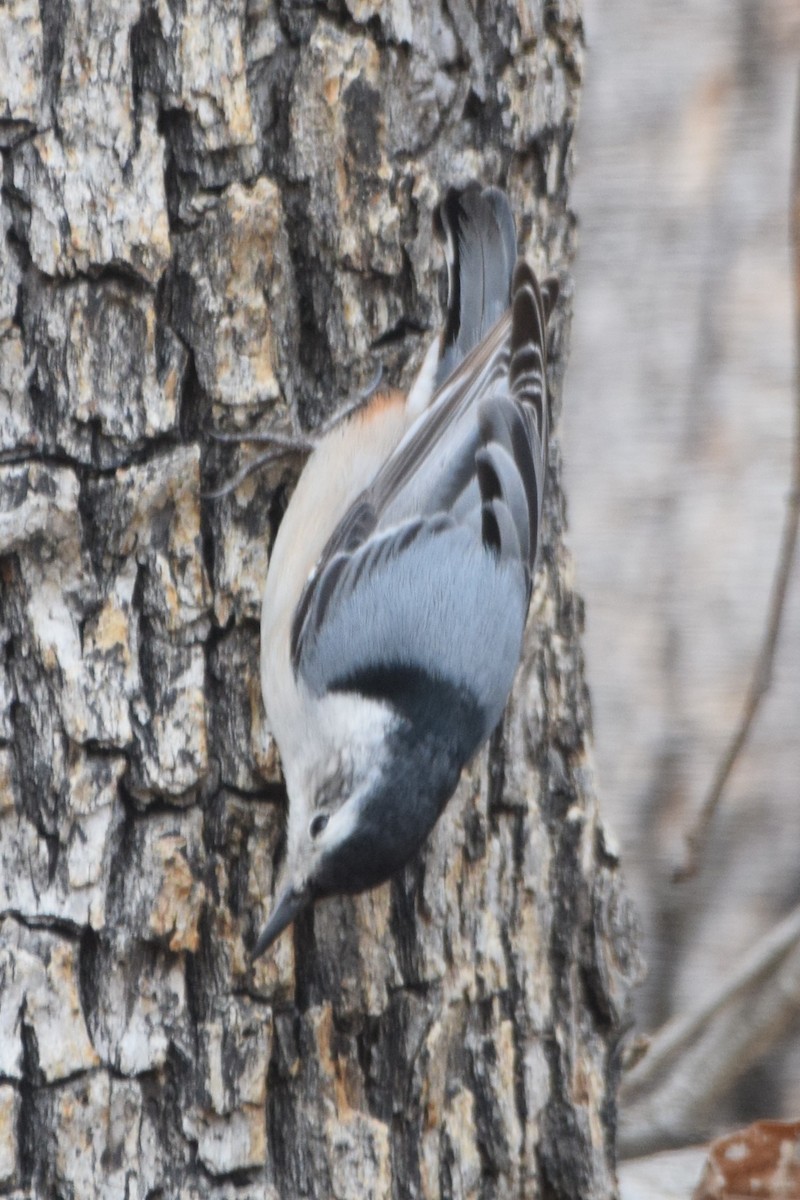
top-left (343, 77), bottom-right (381, 170)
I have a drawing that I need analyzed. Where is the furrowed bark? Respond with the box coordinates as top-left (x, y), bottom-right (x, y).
top-left (0, 2), bottom-right (641, 1197)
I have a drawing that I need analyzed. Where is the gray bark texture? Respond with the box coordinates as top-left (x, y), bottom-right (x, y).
top-left (0, 2), bottom-right (641, 1198)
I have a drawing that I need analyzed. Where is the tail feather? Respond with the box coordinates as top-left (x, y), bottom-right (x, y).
top-left (434, 184), bottom-right (517, 388)
top-left (509, 260), bottom-right (548, 442)
top-left (476, 258), bottom-right (555, 584)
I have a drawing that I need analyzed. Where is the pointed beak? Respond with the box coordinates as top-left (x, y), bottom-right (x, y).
top-left (252, 883), bottom-right (309, 960)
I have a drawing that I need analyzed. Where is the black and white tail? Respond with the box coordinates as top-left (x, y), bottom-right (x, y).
top-left (434, 184), bottom-right (518, 388)
top-left (477, 258), bottom-right (558, 593)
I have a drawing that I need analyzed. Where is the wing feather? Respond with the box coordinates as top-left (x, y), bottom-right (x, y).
top-left (290, 207), bottom-right (557, 714)
top-left (297, 520), bottom-right (528, 743)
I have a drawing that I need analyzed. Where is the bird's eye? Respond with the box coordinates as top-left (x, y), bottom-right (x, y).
top-left (309, 812), bottom-right (329, 839)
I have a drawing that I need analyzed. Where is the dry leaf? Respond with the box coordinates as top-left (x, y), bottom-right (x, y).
top-left (693, 1119), bottom-right (800, 1199)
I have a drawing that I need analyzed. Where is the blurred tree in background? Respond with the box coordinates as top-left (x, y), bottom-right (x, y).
top-left (565, 0), bottom-right (800, 1150)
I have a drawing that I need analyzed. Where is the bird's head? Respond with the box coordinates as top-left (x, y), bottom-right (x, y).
top-left (251, 681), bottom-right (474, 959)
top-left (252, 770), bottom-right (403, 959)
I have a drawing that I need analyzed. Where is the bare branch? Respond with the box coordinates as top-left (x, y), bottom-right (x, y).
top-left (619, 904), bottom-right (800, 1157)
top-left (202, 444), bottom-right (309, 499)
top-left (202, 364), bottom-right (385, 497)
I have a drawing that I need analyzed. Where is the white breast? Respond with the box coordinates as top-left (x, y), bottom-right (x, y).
top-left (260, 389), bottom-right (412, 805)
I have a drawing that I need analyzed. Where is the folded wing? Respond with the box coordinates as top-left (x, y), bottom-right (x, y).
top-left (290, 184), bottom-right (556, 743)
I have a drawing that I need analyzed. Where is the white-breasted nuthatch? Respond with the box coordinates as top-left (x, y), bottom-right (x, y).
top-left (254, 184), bottom-right (558, 957)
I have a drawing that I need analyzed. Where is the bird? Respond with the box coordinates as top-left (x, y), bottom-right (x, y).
top-left (254, 183), bottom-right (558, 958)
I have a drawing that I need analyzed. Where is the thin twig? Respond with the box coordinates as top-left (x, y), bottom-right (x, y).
top-left (202, 445), bottom-right (309, 500)
top-left (206, 427), bottom-right (314, 451)
top-left (622, 904), bottom-right (800, 1091)
top-left (620, 903), bottom-right (800, 1156)
top-left (675, 68), bottom-right (800, 882)
top-left (202, 363), bottom-right (385, 497)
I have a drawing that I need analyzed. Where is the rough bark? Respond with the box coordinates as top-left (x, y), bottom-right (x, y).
top-left (0, 2), bottom-right (641, 1198)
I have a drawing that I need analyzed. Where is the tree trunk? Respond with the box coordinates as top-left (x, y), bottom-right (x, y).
top-left (0, 2), bottom-right (641, 1197)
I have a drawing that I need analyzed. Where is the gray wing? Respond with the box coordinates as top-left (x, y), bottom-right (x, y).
top-left (297, 518), bottom-right (528, 742)
top-left (289, 186), bottom-right (520, 663)
top-left (293, 255), bottom-right (554, 737)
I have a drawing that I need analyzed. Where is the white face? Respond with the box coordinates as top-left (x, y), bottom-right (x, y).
top-left (286, 691), bottom-right (393, 840)
top-left (282, 689), bottom-right (395, 889)
top-left (254, 691), bottom-right (399, 956)
top-left (253, 749), bottom-right (393, 956)
top-left (295, 752), bottom-right (386, 885)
